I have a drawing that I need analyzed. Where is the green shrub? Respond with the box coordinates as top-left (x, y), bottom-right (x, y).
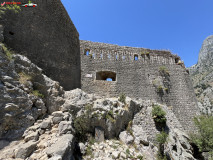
top-left (88, 136), bottom-right (95, 145)
top-left (200, 83), bottom-right (210, 90)
top-left (156, 131), bottom-right (168, 145)
top-left (159, 66), bottom-right (170, 76)
top-left (164, 88), bottom-right (169, 93)
top-left (85, 145), bottom-right (93, 157)
top-left (106, 110), bottom-right (115, 122)
top-left (85, 104), bottom-right (93, 113)
top-left (157, 85), bottom-right (164, 93)
top-left (127, 120), bottom-right (133, 135)
top-left (152, 105), bottom-right (167, 124)
top-left (190, 115), bottom-right (213, 152)
top-left (73, 115), bottom-right (88, 138)
top-left (32, 90), bottom-right (44, 98)
top-left (2, 44), bottom-right (15, 61)
top-left (137, 155), bottom-right (143, 160)
top-left (74, 104), bottom-right (93, 140)
top-left (118, 93), bottom-right (126, 104)
top-left (126, 148), bottom-right (130, 155)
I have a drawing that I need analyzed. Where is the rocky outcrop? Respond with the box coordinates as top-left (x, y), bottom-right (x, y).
top-left (0, 79), bottom-right (197, 160)
top-left (0, 42), bottom-right (65, 141)
top-left (189, 35), bottom-right (213, 115)
top-left (164, 129), bottom-right (195, 160)
top-left (197, 35), bottom-right (213, 71)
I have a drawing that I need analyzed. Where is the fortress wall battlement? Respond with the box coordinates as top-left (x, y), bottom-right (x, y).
top-left (80, 40), bottom-right (199, 133)
top-left (80, 40), bottom-right (180, 64)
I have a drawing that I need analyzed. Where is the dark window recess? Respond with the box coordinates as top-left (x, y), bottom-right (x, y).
top-left (9, 31), bottom-right (14, 35)
top-left (134, 55), bottom-right (138, 61)
top-left (96, 71), bottom-right (116, 81)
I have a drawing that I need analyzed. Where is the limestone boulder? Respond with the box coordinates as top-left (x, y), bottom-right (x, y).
top-left (119, 131), bottom-right (134, 144)
top-left (58, 121), bottom-right (75, 135)
top-left (46, 134), bottom-right (75, 159)
top-left (14, 141), bottom-right (37, 159)
top-left (164, 129), bottom-right (195, 160)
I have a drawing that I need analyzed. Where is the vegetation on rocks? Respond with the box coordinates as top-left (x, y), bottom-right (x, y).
top-left (74, 104), bottom-right (93, 140)
top-left (126, 120), bottom-right (133, 136)
top-left (159, 66), bottom-right (170, 76)
top-left (18, 72), bottom-right (32, 85)
top-left (152, 105), bottom-right (167, 125)
top-left (32, 90), bottom-right (44, 98)
top-left (156, 131), bottom-right (168, 160)
top-left (190, 115), bottom-right (213, 159)
top-left (118, 93), bottom-right (126, 104)
top-left (1, 43), bottom-right (15, 61)
top-left (156, 131), bottom-right (168, 145)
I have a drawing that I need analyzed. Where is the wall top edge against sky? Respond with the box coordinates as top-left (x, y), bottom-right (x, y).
top-left (61, 0), bottom-right (213, 67)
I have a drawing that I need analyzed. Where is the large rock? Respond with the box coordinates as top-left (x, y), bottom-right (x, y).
top-left (46, 134), bottom-right (75, 160)
top-left (61, 89), bottom-right (94, 114)
top-left (58, 121), bottom-right (74, 135)
top-left (164, 129), bottom-right (195, 160)
top-left (189, 35), bottom-right (213, 115)
top-left (14, 141), bottom-right (37, 159)
top-left (119, 131), bottom-right (134, 144)
top-left (197, 35), bottom-right (213, 69)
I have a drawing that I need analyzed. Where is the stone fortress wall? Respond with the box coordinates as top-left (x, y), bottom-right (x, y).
top-left (80, 40), bottom-right (200, 133)
top-left (0, 0), bottom-right (81, 90)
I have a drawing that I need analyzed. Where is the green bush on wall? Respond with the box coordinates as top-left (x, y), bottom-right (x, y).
top-left (152, 105), bottom-right (167, 124)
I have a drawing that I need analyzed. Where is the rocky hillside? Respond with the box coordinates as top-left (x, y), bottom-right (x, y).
top-left (0, 55), bottom-right (208, 158)
top-left (189, 35), bottom-right (213, 115)
top-left (0, 34), bottom-right (202, 159)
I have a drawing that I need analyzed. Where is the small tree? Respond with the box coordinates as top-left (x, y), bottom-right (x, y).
top-left (190, 115), bottom-right (213, 154)
top-left (156, 131), bottom-right (168, 160)
top-left (152, 105), bottom-right (167, 125)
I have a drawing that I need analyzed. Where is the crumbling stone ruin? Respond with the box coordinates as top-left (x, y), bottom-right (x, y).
top-left (81, 40), bottom-right (199, 133)
top-left (0, 0), bottom-right (205, 159)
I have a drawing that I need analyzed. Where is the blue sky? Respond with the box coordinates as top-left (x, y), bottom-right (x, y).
top-left (61, 0), bottom-right (213, 67)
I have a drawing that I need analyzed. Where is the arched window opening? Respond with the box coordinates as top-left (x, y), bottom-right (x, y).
top-left (84, 49), bottom-right (90, 56)
top-left (134, 55), bottom-right (138, 61)
top-left (106, 78), bottom-right (112, 81)
top-left (96, 71), bottom-right (116, 81)
top-left (122, 55), bottom-right (125, 60)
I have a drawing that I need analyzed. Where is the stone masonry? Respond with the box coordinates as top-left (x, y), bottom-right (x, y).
top-left (0, 0), bottom-right (80, 90)
top-left (80, 40), bottom-right (200, 133)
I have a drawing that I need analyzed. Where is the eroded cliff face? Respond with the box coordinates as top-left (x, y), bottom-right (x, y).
top-left (0, 0), bottom-right (81, 90)
top-left (197, 35), bottom-right (213, 70)
top-left (189, 35), bottom-right (213, 115)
